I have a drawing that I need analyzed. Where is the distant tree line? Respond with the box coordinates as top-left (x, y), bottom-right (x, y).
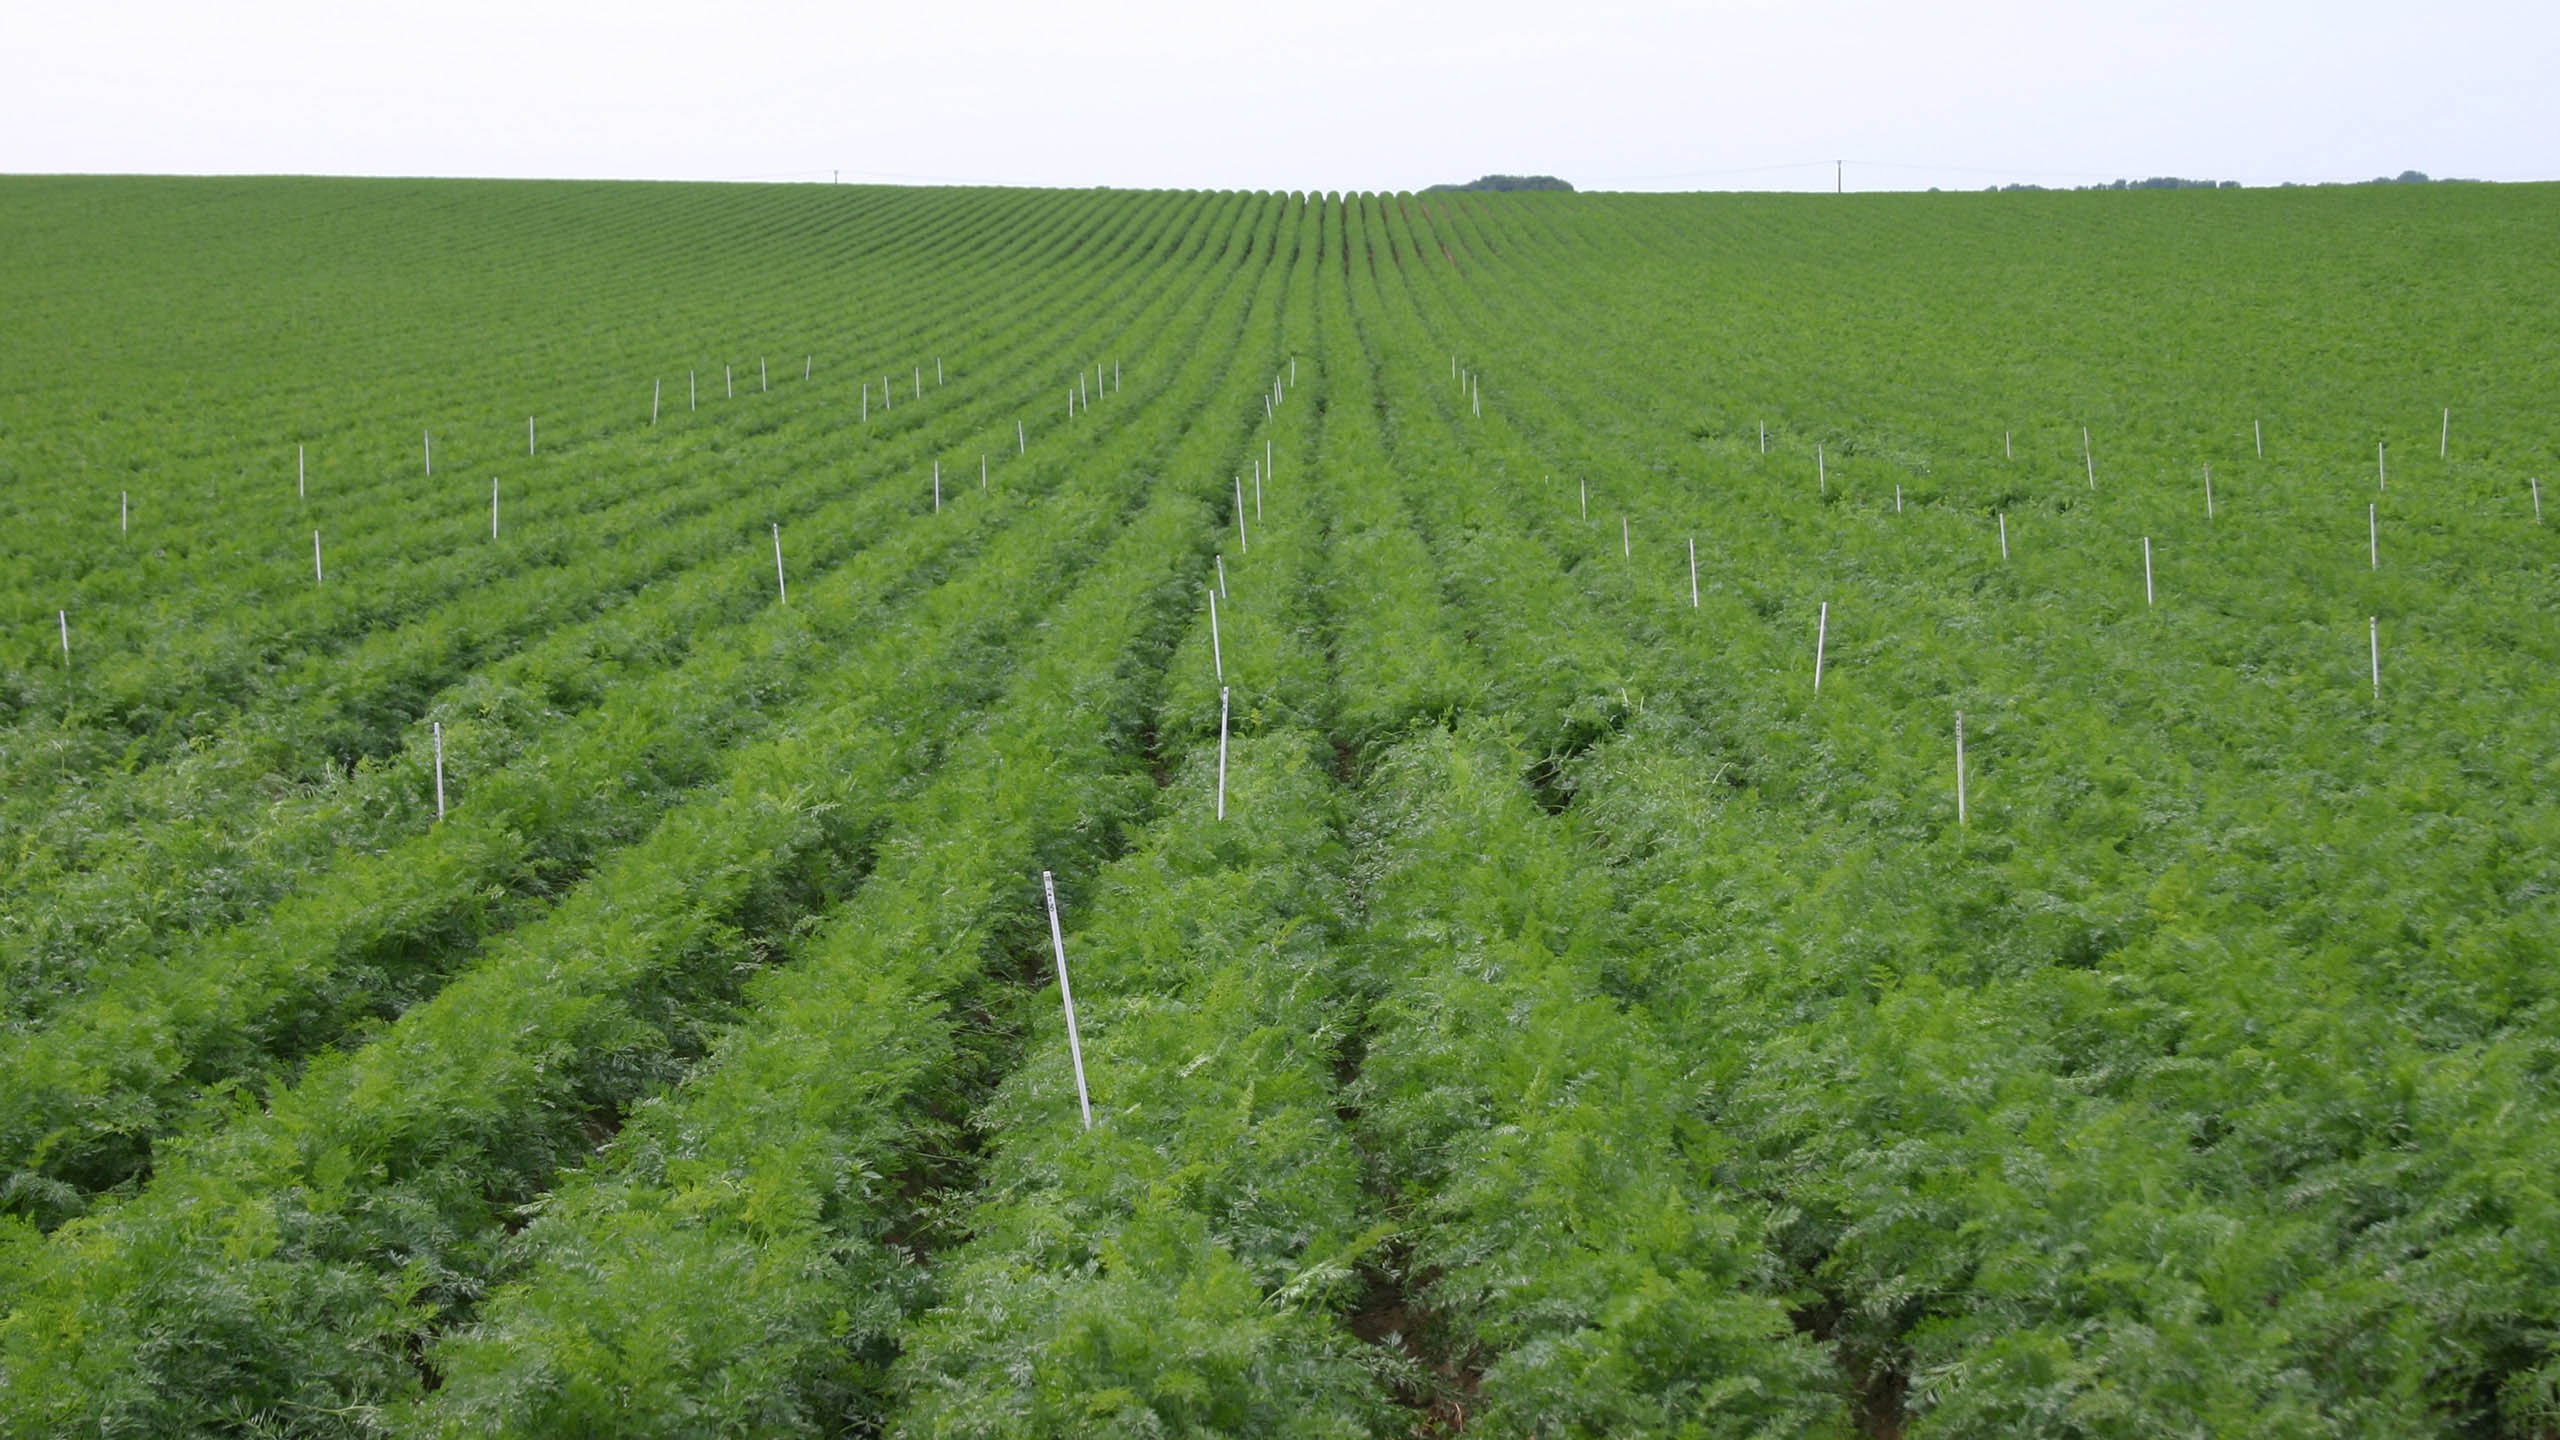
top-left (1981, 170), bottom-right (2478, 193)
top-left (1424, 175), bottom-right (1575, 193)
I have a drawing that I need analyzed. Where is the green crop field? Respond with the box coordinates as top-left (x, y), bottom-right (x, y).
top-left (1, 175), bottom-right (2556, 1437)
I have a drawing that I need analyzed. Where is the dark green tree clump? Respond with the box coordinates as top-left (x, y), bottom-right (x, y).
top-left (1424, 174), bottom-right (1574, 193)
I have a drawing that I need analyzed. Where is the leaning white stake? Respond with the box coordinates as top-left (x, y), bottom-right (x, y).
top-left (1208, 591), bottom-right (1223, 682)
top-left (2144, 536), bottom-right (2155, 606)
top-left (2204, 464), bottom-right (2214, 519)
top-left (2083, 426), bottom-right (2095, 488)
top-left (1813, 601), bottom-right (1829, 693)
top-left (761, 357), bottom-right (768, 393)
top-left (1253, 461), bottom-right (1262, 520)
top-left (2370, 617), bottom-right (2381, 700)
top-left (2533, 478), bottom-right (2543, 522)
top-left (1216, 686), bottom-right (1230, 821)
top-left (2441, 407), bottom-right (2449, 459)
top-left (1998, 512), bottom-right (2009, 560)
top-left (1234, 477), bottom-right (1248, 554)
top-left (772, 523), bottom-right (786, 603)
top-left (1042, 871), bottom-right (1094, 1131)
top-left (491, 478), bottom-right (500, 539)
top-left (1018, 420), bottom-right (1026, 454)
top-left (1896, 484), bottom-right (1903, 513)
top-left (2378, 441), bottom-right (2386, 490)
top-left (652, 379), bottom-right (660, 425)
top-left (806, 355), bottom-right (812, 381)
top-left (1817, 444), bottom-right (1826, 494)
top-left (1215, 553), bottom-right (1227, 598)
top-left (121, 490), bottom-right (128, 536)
top-left (726, 364), bottom-right (733, 399)
top-left (1688, 537), bottom-right (1699, 607)
top-left (1760, 419), bottom-right (1767, 453)
top-left (58, 609), bottom-right (68, 664)
top-left (937, 357), bottom-right (944, 384)
top-left (298, 444), bottom-right (305, 499)
top-left (529, 416), bottom-right (536, 455)
top-left (313, 529), bottom-right (324, 584)
top-left (1579, 478), bottom-right (1587, 522)
top-left (1622, 515), bottom-right (1630, 558)
top-left (933, 462), bottom-right (941, 513)
top-left (981, 454), bottom-right (988, 491)
top-left (1954, 710), bottom-right (1967, 827)
top-left (915, 367), bottom-right (921, 400)
top-left (424, 430), bottom-right (432, 476)
top-left (2369, 503), bottom-right (2378, 569)
top-left (690, 370), bottom-right (696, 410)
top-left (2004, 430), bottom-right (2011, 460)
top-left (432, 721), bottom-right (446, 821)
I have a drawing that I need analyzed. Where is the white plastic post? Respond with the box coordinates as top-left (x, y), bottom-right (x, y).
top-left (1080, 373), bottom-right (1086, 409)
top-left (1265, 439), bottom-right (1272, 491)
top-left (915, 367), bottom-right (922, 400)
top-left (1018, 420), bottom-right (1026, 454)
top-left (1234, 477), bottom-right (1248, 554)
top-left (424, 431), bottom-right (432, 476)
top-left (806, 355), bottom-right (812, 380)
top-left (1954, 711), bottom-right (1967, 827)
top-left (2441, 408), bottom-right (2449, 459)
top-left (1688, 537), bottom-right (1699, 608)
top-left (1209, 591), bottom-right (1223, 682)
top-left (529, 416), bottom-right (536, 455)
top-left (1289, 357), bottom-right (1294, 385)
top-left (2204, 464), bottom-right (2214, 519)
top-left (1813, 602), bottom-right (1829, 693)
top-left (1114, 360), bottom-right (1121, 391)
top-left (298, 444), bottom-right (306, 499)
top-left (121, 490), bottom-right (128, 536)
top-left (2083, 427), bottom-right (2095, 488)
top-left (1622, 515), bottom-right (1631, 558)
top-left (1066, 389), bottom-right (1073, 419)
top-left (313, 529), bottom-right (324, 584)
top-left (1896, 484), bottom-right (1903, 513)
top-left (2005, 430), bottom-right (2012, 460)
top-left (772, 523), bottom-right (786, 603)
top-left (1042, 871), bottom-right (1094, 1131)
top-left (726, 365), bottom-right (733, 399)
top-left (491, 478), bottom-right (499, 539)
top-left (2533, 478), bottom-right (2543, 522)
top-left (883, 375), bottom-right (891, 409)
top-left (938, 357), bottom-right (944, 384)
top-left (2255, 418), bottom-right (2263, 457)
top-left (690, 370), bottom-right (696, 410)
top-left (1216, 686), bottom-right (1230, 821)
top-left (1253, 461), bottom-right (1262, 520)
top-left (1760, 420), bottom-right (1767, 453)
top-left (862, 389), bottom-right (869, 422)
top-left (1579, 478), bottom-right (1587, 522)
top-left (1215, 553), bottom-right (1227, 598)
top-left (1999, 512), bottom-right (2009, 560)
top-left (2378, 441), bottom-right (2386, 490)
top-left (2369, 616), bottom-right (2381, 700)
top-left (981, 454), bottom-right (988, 491)
top-left (933, 462), bottom-right (941, 513)
top-left (2144, 537), bottom-right (2155, 606)
top-left (1817, 444), bottom-right (1826, 494)
top-left (761, 357), bottom-right (767, 393)
top-left (652, 380), bottom-right (660, 425)
top-left (2369, 503), bottom-right (2378, 569)
top-left (1472, 376), bottom-right (1479, 417)
top-left (58, 609), bottom-right (68, 664)
top-left (432, 721), bottom-right (446, 821)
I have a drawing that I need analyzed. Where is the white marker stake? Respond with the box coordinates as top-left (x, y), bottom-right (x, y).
top-left (298, 444), bottom-right (305, 499)
top-left (1817, 444), bottom-right (1826, 494)
top-left (2378, 441), bottom-right (2386, 491)
top-left (690, 371), bottom-right (696, 411)
top-left (2369, 503), bottom-right (2378, 569)
top-left (1209, 591), bottom-right (1223, 682)
top-left (2005, 430), bottom-right (2012, 460)
top-left (915, 368), bottom-right (921, 400)
top-left (883, 376), bottom-right (891, 410)
top-left (58, 609), bottom-right (68, 664)
top-left (1579, 478), bottom-right (1587, 522)
top-left (2370, 617), bottom-right (2381, 700)
top-left (2441, 408), bottom-right (2449, 459)
top-left (314, 529), bottom-right (324, 584)
top-left (1760, 420), bottom-right (1767, 453)
top-left (2083, 427), bottom-right (2095, 488)
top-left (805, 355), bottom-right (812, 381)
top-left (1216, 686), bottom-right (1230, 821)
top-left (1896, 484), bottom-right (1903, 513)
top-left (1253, 461), bottom-right (1262, 520)
top-left (2533, 478), bottom-right (2543, 522)
top-left (2144, 537), bottom-right (2155, 606)
top-left (1622, 515), bottom-right (1630, 558)
top-left (1998, 512), bottom-right (2009, 560)
top-left (1234, 477), bottom-right (1249, 554)
top-left (529, 416), bottom-right (536, 455)
top-left (432, 721), bottom-right (446, 821)
top-left (761, 357), bottom-right (768, 393)
top-left (1813, 602), bottom-right (1828, 693)
top-left (2204, 464), bottom-right (2214, 520)
top-left (121, 490), bottom-right (128, 537)
top-left (933, 462), bottom-right (941, 513)
top-left (1215, 553), bottom-right (1228, 598)
top-left (1043, 871), bottom-right (1093, 1131)
top-left (726, 365), bottom-right (733, 399)
top-left (1688, 537), bottom-right (1699, 608)
top-left (1066, 390), bottom-right (1073, 420)
top-left (1114, 360), bottom-right (1120, 391)
top-left (1954, 711), bottom-right (1967, 827)
top-left (424, 431), bottom-right (432, 476)
top-left (1289, 357), bottom-right (1294, 386)
top-left (1018, 420), bottom-right (1026, 454)
top-left (772, 523), bottom-right (786, 604)
top-left (937, 357), bottom-right (944, 385)
top-left (981, 454), bottom-right (988, 491)
top-left (1472, 377), bottom-right (1479, 418)
top-left (652, 380), bottom-right (660, 425)
top-left (1265, 439), bottom-right (1272, 491)
top-left (491, 478), bottom-right (499, 539)
top-left (2254, 418), bottom-right (2263, 457)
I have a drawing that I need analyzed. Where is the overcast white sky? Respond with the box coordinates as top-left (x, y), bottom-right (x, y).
top-left (4, 0), bottom-right (2552, 191)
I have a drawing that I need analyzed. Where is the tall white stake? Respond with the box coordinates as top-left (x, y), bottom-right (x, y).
top-left (806, 355), bottom-right (812, 380)
top-left (58, 609), bottom-right (68, 664)
top-left (1998, 512), bottom-right (2009, 560)
top-left (2378, 441), bottom-right (2386, 490)
top-left (2369, 616), bottom-right (2381, 700)
top-left (937, 357), bottom-right (944, 384)
top-left (981, 454), bottom-right (988, 491)
top-left (1813, 602), bottom-right (1829, 693)
top-left (1289, 356), bottom-right (1294, 385)
top-left (1216, 686), bottom-right (1230, 821)
top-left (2144, 537), bottom-right (2155, 606)
top-left (121, 490), bottom-right (128, 536)
top-left (1954, 711), bottom-right (1967, 827)
top-left (491, 478), bottom-right (500, 539)
top-left (1760, 420), bottom-right (1767, 453)
top-left (433, 721), bottom-right (446, 821)
top-left (761, 357), bottom-right (768, 393)
top-left (933, 462), bottom-right (941, 513)
top-left (1579, 478), bottom-right (1587, 521)
top-left (2083, 426), bottom-right (2095, 488)
top-left (2369, 503), bottom-right (2378, 569)
top-left (1253, 461), bottom-right (1262, 520)
top-left (2533, 478), bottom-right (2543, 522)
top-left (2005, 430), bottom-right (2012, 460)
top-left (915, 367), bottom-right (921, 400)
top-left (652, 379), bottom-right (660, 425)
top-left (298, 444), bottom-right (305, 499)
top-left (1215, 553), bottom-right (1227, 598)
top-left (883, 375), bottom-right (891, 409)
top-left (1208, 591), bottom-right (1223, 682)
top-left (1896, 484), bottom-right (1903, 513)
top-left (1042, 872), bottom-right (1094, 1131)
top-left (529, 416), bottom-right (536, 455)
top-left (2255, 417), bottom-right (2263, 457)
top-left (424, 431), bottom-right (432, 476)
top-left (1622, 515), bottom-right (1630, 558)
top-left (2441, 407), bottom-right (2449, 459)
top-left (1688, 537), bottom-right (1699, 608)
top-left (2204, 464), bottom-right (2214, 519)
top-left (690, 370), bottom-right (696, 410)
top-left (1234, 477), bottom-right (1248, 554)
top-left (862, 389), bottom-right (869, 422)
top-left (1019, 420), bottom-right (1026, 454)
top-left (1817, 444), bottom-right (1826, 494)
top-left (726, 364), bottom-right (733, 399)
top-left (1265, 439), bottom-right (1272, 491)
top-left (314, 529), bottom-right (324, 584)
top-left (772, 523), bottom-right (786, 603)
